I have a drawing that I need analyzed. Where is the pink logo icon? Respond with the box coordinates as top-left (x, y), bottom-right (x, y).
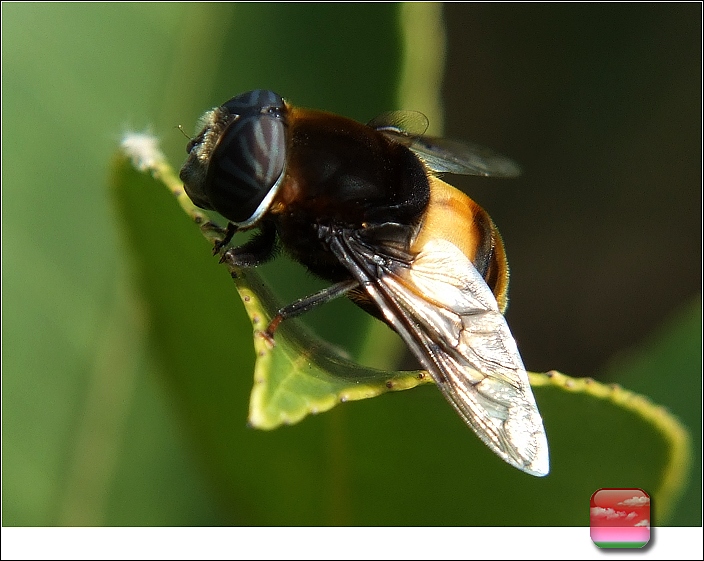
top-left (590, 488), bottom-right (650, 548)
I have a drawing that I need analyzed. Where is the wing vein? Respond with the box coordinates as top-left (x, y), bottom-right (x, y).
top-left (327, 229), bottom-right (549, 476)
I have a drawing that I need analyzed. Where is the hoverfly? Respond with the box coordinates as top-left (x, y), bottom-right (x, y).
top-left (180, 89), bottom-right (549, 476)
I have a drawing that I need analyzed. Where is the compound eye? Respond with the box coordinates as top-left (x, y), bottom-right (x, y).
top-left (221, 89), bottom-right (285, 115)
top-left (206, 90), bottom-right (287, 225)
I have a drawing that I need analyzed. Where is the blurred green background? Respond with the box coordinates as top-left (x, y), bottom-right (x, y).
top-left (3, 3), bottom-right (700, 527)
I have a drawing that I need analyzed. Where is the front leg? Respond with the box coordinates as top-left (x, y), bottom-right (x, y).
top-left (211, 222), bottom-right (237, 256)
top-left (220, 219), bottom-right (278, 269)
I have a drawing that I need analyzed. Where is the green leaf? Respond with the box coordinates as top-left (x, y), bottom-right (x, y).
top-left (113, 137), bottom-right (691, 525)
top-left (238, 280), bottom-right (432, 430)
top-left (600, 298), bottom-right (702, 526)
top-left (2, 3), bottom-right (233, 526)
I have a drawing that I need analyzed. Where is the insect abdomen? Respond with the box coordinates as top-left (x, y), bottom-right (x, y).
top-left (410, 177), bottom-right (509, 312)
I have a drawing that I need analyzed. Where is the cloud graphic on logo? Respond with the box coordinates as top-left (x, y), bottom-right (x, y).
top-left (618, 496), bottom-right (650, 507)
top-left (635, 519), bottom-right (650, 527)
top-left (590, 507), bottom-right (631, 520)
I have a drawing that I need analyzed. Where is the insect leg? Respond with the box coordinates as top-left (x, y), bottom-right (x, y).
top-left (211, 222), bottom-right (238, 255)
top-left (264, 279), bottom-right (359, 339)
top-left (220, 220), bottom-right (278, 268)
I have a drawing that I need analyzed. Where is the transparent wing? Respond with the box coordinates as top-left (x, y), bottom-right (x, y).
top-left (331, 231), bottom-right (549, 476)
top-left (368, 110), bottom-right (522, 178)
top-left (367, 110), bottom-right (429, 137)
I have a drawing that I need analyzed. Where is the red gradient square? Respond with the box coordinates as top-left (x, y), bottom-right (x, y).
top-left (590, 488), bottom-right (650, 548)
